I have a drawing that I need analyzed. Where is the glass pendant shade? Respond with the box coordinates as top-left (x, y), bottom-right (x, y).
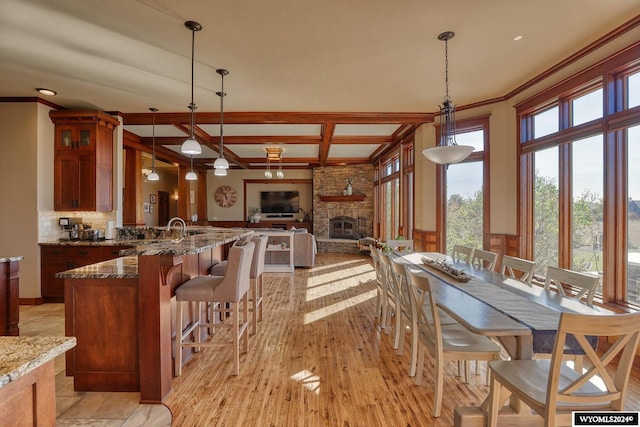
top-left (264, 169), bottom-right (272, 178)
top-left (213, 157), bottom-right (229, 169)
top-left (214, 167), bottom-right (227, 176)
top-left (147, 171), bottom-right (160, 181)
top-left (422, 145), bottom-right (474, 164)
top-left (185, 170), bottom-right (198, 181)
top-left (181, 138), bottom-right (201, 155)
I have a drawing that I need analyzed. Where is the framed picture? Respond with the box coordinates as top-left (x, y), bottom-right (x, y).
top-left (143, 203), bottom-right (150, 213)
top-left (149, 204), bottom-right (154, 213)
top-left (150, 194), bottom-right (157, 204)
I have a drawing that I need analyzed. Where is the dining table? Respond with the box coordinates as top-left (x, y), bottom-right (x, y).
top-left (390, 251), bottom-right (612, 427)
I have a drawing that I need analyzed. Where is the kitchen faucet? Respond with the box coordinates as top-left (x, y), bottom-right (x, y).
top-left (166, 217), bottom-right (187, 241)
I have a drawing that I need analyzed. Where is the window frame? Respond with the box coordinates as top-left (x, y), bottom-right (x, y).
top-left (435, 116), bottom-right (490, 253)
top-left (518, 54), bottom-right (640, 307)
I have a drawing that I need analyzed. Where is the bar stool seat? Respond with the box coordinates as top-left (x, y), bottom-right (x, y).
top-left (174, 240), bottom-right (255, 376)
top-left (209, 235), bottom-right (267, 334)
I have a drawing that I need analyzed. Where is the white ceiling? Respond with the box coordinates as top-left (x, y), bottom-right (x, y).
top-left (1, 0), bottom-right (639, 168)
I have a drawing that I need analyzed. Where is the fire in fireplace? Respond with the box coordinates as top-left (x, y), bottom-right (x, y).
top-left (329, 216), bottom-right (358, 239)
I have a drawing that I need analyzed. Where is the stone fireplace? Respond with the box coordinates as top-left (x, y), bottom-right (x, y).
top-left (329, 216), bottom-right (358, 239)
top-left (313, 165), bottom-right (374, 253)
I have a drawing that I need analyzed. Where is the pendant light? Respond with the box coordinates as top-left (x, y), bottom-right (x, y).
top-left (214, 167), bottom-right (227, 176)
top-left (264, 157), bottom-right (272, 178)
top-left (185, 156), bottom-right (198, 181)
top-left (214, 68), bottom-right (230, 170)
top-left (180, 21), bottom-right (203, 155)
top-left (276, 153), bottom-right (284, 179)
top-left (147, 107), bottom-right (160, 181)
top-left (422, 31), bottom-right (474, 165)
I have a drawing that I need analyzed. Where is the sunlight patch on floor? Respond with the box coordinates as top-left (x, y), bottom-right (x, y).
top-left (304, 289), bottom-right (376, 324)
top-left (310, 259), bottom-right (370, 272)
top-left (305, 271), bottom-right (376, 302)
top-left (290, 369), bottom-right (321, 395)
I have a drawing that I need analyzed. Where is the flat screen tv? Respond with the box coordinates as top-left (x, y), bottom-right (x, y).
top-left (260, 191), bottom-right (299, 214)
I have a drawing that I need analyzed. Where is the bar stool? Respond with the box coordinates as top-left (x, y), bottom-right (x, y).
top-left (174, 240), bottom-right (255, 376)
top-left (210, 235), bottom-right (267, 334)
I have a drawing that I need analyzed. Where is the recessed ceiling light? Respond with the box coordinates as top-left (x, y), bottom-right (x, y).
top-left (513, 35), bottom-right (523, 41)
top-left (36, 88), bottom-right (57, 96)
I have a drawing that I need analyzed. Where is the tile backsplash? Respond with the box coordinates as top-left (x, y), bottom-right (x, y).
top-left (39, 211), bottom-right (117, 241)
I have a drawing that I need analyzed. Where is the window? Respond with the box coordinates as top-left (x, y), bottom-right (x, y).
top-left (519, 57), bottom-right (640, 305)
top-left (374, 139), bottom-right (415, 242)
top-left (533, 106), bottom-right (559, 138)
top-left (440, 119), bottom-right (489, 255)
top-left (533, 147), bottom-right (559, 272)
top-left (446, 159), bottom-right (483, 254)
top-left (570, 135), bottom-right (604, 284)
top-left (572, 88), bottom-right (603, 125)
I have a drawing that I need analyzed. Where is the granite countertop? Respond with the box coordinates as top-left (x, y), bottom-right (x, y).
top-left (120, 228), bottom-right (252, 256)
top-left (0, 255), bottom-right (23, 263)
top-left (0, 336), bottom-right (76, 389)
top-left (56, 256), bottom-right (139, 279)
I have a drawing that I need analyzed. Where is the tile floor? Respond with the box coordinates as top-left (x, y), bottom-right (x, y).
top-left (18, 304), bottom-right (172, 426)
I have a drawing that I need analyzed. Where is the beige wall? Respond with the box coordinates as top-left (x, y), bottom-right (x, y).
top-left (207, 169), bottom-right (312, 221)
top-left (142, 168), bottom-right (178, 226)
top-left (0, 103), bottom-right (43, 298)
top-left (413, 26), bottom-right (640, 238)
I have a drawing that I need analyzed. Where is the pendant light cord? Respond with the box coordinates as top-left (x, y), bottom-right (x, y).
top-left (151, 109), bottom-right (156, 170)
top-left (189, 27), bottom-right (196, 139)
top-left (444, 37), bottom-right (450, 103)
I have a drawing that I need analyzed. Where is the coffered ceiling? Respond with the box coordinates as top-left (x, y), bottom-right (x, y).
top-left (1, 0), bottom-right (639, 169)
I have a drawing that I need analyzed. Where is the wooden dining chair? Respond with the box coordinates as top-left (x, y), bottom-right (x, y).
top-left (544, 265), bottom-right (600, 305)
top-left (452, 244), bottom-right (474, 263)
top-left (406, 267), bottom-right (502, 417)
top-left (488, 311), bottom-right (640, 427)
top-left (376, 251), bottom-right (398, 337)
top-left (390, 256), bottom-right (419, 376)
top-left (471, 248), bottom-right (498, 271)
top-left (500, 255), bottom-right (536, 285)
top-left (369, 246), bottom-right (388, 330)
top-left (385, 239), bottom-right (414, 253)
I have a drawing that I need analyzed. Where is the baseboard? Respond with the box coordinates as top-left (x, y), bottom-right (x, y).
top-left (19, 297), bottom-right (45, 305)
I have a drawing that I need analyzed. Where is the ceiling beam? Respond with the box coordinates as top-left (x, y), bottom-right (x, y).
top-left (123, 111), bottom-right (433, 125)
top-left (318, 123), bottom-right (335, 167)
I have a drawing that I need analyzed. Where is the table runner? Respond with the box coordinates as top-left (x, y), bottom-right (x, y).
top-left (396, 252), bottom-right (595, 354)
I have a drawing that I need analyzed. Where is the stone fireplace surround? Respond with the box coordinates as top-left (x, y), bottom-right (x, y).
top-left (313, 165), bottom-right (374, 253)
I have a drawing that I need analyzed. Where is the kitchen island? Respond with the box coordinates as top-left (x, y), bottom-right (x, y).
top-left (57, 227), bottom-right (252, 403)
top-left (0, 336), bottom-right (76, 426)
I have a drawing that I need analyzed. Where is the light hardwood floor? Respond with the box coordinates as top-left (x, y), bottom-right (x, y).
top-left (19, 252), bottom-right (640, 426)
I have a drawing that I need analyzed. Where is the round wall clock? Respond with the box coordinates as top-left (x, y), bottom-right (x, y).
top-left (214, 185), bottom-right (237, 208)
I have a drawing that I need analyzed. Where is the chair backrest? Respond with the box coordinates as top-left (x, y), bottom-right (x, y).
top-left (390, 256), bottom-right (416, 322)
top-left (471, 248), bottom-right (498, 271)
top-left (370, 246), bottom-right (384, 286)
top-left (545, 311), bottom-right (640, 416)
top-left (452, 244), bottom-right (474, 263)
top-left (250, 235), bottom-right (268, 279)
top-left (500, 255), bottom-right (536, 285)
top-left (214, 241), bottom-right (255, 302)
top-left (377, 251), bottom-right (394, 300)
top-left (386, 239), bottom-right (414, 253)
top-left (544, 265), bottom-right (600, 305)
top-left (405, 266), bottom-right (442, 353)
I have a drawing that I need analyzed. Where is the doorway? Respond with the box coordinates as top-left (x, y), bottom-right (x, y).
top-left (158, 191), bottom-right (171, 226)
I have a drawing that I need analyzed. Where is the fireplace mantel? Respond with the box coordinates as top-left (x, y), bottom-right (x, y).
top-left (318, 194), bottom-right (366, 202)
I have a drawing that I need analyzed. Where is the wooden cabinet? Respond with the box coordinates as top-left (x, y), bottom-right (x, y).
top-left (40, 245), bottom-right (131, 302)
top-left (50, 111), bottom-right (119, 212)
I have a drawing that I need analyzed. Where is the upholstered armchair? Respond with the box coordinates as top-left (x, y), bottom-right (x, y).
top-left (293, 231), bottom-right (316, 267)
